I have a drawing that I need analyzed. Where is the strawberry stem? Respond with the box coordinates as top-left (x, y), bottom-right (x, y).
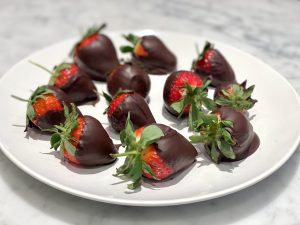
top-left (29, 60), bottom-right (54, 76)
top-left (11, 94), bottom-right (29, 102)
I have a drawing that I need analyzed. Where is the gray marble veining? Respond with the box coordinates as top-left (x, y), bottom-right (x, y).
top-left (0, 0), bottom-right (300, 224)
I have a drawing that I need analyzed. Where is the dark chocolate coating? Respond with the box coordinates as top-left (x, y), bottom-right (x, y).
top-left (193, 49), bottom-right (236, 87)
top-left (107, 63), bottom-right (151, 98)
top-left (163, 70), bottom-right (189, 117)
top-left (132, 35), bottom-right (177, 75)
top-left (215, 106), bottom-right (260, 162)
top-left (152, 124), bottom-right (197, 178)
top-left (74, 34), bottom-right (119, 81)
top-left (59, 66), bottom-right (99, 105)
top-left (75, 116), bottom-right (116, 166)
top-left (28, 85), bottom-right (82, 130)
top-left (109, 93), bottom-right (156, 132)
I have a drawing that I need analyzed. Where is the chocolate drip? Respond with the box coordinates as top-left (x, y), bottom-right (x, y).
top-left (132, 35), bottom-right (177, 75)
top-left (109, 93), bottom-right (156, 132)
top-left (154, 124), bottom-right (197, 177)
top-left (74, 34), bottom-right (119, 81)
top-left (194, 49), bottom-right (236, 87)
top-left (107, 63), bottom-right (151, 98)
top-left (216, 106), bottom-right (260, 161)
top-left (75, 116), bottom-right (116, 166)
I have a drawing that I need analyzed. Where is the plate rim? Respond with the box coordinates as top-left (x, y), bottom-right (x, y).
top-left (1, 30), bottom-right (300, 206)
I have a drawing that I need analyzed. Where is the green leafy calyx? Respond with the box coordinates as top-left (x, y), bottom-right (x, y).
top-left (29, 60), bottom-right (70, 85)
top-left (215, 82), bottom-right (257, 111)
top-left (189, 111), bottom-right (236, 163)
top-left (170, 79), bottom-right (216, 128)
top-left (45, 103), bottom-right (80, 159)
top-left (110, 114), bottom-right (164, 190)
top-left (120, 33), bottom-right (140, 53)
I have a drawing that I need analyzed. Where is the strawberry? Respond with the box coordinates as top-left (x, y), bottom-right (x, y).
top-left (72, 24), bottom-right (119, 81)
top-left (111, 115), bottom-right (197, 189)
top-left (107, 63), bottom-right (151, 99)
top-left (13, 85), bottom-right (81, 131)
top-left (192, 41), bottom-right (236, 87)
top-left (163, 70), bottom-right (216, 128)
top-left (30, 61), bottom-right (98, 105)
top-left (189, 106), bottom-right (259, 163)
top-left (120, 33), bottom-right (177, 74)
top-left (103, 91), bottom-right (156, 132)
top-left (48, 104), bottom-right (116, 166)
top-left (214, 81), bottom-right (257, 112)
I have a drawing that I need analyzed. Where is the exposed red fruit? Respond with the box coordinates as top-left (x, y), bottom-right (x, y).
top-left (135, 127), bottom-right (173, 180)
top-left (196, 50), bottom-right (214, 72)
top-left (134, 42), bottom-right (149, 57)
top-left (32, 94), bottom-right (63, 118)
top-left (54, 64), bottom-right (78, 88)
top-left (78, 34), bottom-right (99, 48)
top-left (107, 93), bottom-right (130, 117)
top-left (169, 71), bottom-right (203, 113)
top-left (64, 117), bottom-right (85, 164)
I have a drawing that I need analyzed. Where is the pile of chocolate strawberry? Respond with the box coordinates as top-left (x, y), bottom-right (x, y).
top-left (18, 24), bottom-right (260, 190)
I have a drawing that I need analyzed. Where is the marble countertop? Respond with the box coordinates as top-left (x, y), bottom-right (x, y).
top-left (1, 0), bottom-right (300, 224)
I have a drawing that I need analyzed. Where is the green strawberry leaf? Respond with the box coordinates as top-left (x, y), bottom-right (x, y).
top-left (140, 125), bottom-right (164, 147)
top-left (219, 140), bottom-right (235, 159)
top-left (50, 133), bottom-right (61, 150)
top-left (120, 46), bottom-right (134, 53)
top-left (202, 97), bottom-right (217, 111)
top-left (123, 33), bottom-right (140, 45)
top-left (170, 100), bottom-right (184, 114)
top-left (210, 142), bottom-right (220, 163)
top-left (63, 140), bottom-right (77, 157)
top-left (189, 135), bottom-right (206, 143)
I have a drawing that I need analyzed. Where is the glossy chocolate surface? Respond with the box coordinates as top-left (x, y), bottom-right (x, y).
top-left (28, 85), bottom-right (82, 130)
top-left (193, 49), bottom-right (236, 87)
top-left (75, 116), bottom-right (116, 166)
top-left (59, 66), bottom-right (99, 105)
top-left (74, 34), bottom-right (119, 81)
top-left (109, 92), bottom-right (156, 132)
top-left (153, 124), bottom-right (197, 177)
top-left (132, 35), bottom-right (177, 75)
top-left (107, 63), bottom-right (151, 98)
top-left (216, 106), bottom-right (260, 162)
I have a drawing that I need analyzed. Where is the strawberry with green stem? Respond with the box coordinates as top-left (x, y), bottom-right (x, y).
top-left (12, 85), bottom-right (81, 131)
top-left (189, 106), bottom-right (259, 163)
top-left (111, 115), bottom-right (197, 189)
top-left (163, 70), bottom-right (216, 127)
top-left (72, 23), bottom-right (119, 81)
top-left (47, 103), bottom-right (116, 166)
top-left (103, 90), bottom-right (156, 133)
top-left (192, 41), bottom-right (236, 87)
top-left (214, 81), bottom-right (257, 111)
top-left (120, 33), bottom-right (177, 74)
top-left (29, 61), bottom-right (98, 105)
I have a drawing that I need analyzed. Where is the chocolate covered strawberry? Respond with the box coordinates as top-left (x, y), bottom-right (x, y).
top-left (30, 61), bottom-right (98, 105)
top-left (120, 34), bottom-right (177, 74)
top-left (189, 107), bottom-right (259, 163)
top-left (104, 91), bottom-right (156, 132)
top-left (72, 24), bottom-right (119, 81)
top-left (192, 41), bottom-right (236, 87)
top-left (48, 104), bottom-right (116, 166)
top-left (111, 115), bottom-right (197, 189)
top-left (107, 63), bottom-right (151, 99)
top-left (163, 71), bottom-right (216, 127)
top-left (13, 85), bottom-right (81, 131)
top-left (214, 81), bottom-right (257, 111)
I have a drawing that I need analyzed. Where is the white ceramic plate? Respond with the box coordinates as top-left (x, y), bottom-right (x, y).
top-left (0, 30), bottom-right (300, 206)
